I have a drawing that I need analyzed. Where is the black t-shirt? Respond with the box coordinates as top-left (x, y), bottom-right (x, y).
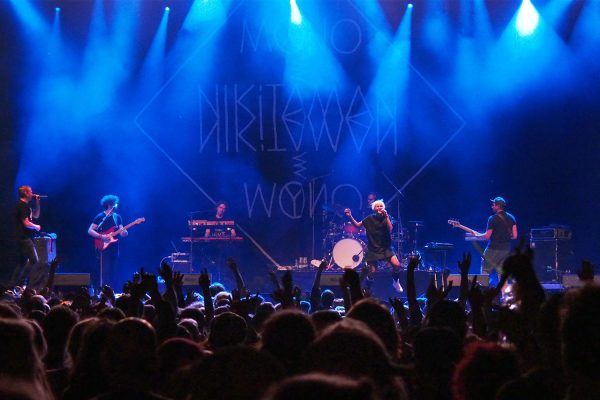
top-left (92, 212), bottom-right (123, 234)
top-left (15, 201), bottom-right (34, 239)
top-left (362, 213), bottom-right (392, 253)
top-left (486, 211), bottom-right (516, 249)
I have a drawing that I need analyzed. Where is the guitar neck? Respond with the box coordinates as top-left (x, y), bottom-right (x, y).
top-left (110, 219), bottom-right (144, 237)
top-left (122, 220), bottom-right (140, 231)
top-left (449, 221), bottom-right (477, 235)
top-left (458, 225), bottom-right (477, 235)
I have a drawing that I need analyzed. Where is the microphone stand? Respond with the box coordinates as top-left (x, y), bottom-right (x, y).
top-left (381, 172), bottom-right (405, 255)
top-left (96, 207), bottom-right (114, 289)
top-left (188, 211), bottom-right (201, 274)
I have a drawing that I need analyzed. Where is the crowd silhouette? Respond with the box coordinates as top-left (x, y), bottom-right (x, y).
top-left (1, 245), bottom-right (599, 400)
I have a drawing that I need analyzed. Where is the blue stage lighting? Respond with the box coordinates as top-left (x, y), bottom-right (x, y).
top-left (516, 0), bottom-right (539, 36)
top-left (55, 7), bottom-right (60, 12)
top-left (408, 3), bottom-right (413, 9)
top-left (165, 6), bottom-right (170, 12)
top-left (290, 0), bottom-right (302, 25)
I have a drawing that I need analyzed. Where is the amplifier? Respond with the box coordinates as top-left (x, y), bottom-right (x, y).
top-left (530, 227), bottom-right (572, 241)
top-left (171, 253), bottom-right (192, 272)
top-left (447, 274), bottom-right (490, 287)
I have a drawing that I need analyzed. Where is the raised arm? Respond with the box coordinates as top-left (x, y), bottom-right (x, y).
top-left (227, 257), bottom-right (246, 294)
top-left (344, 209), bottom-right (363, 228)
top-left (310, 260), bottom-right (327, 312)
top-left (457, 252), bottom-right (472, 307)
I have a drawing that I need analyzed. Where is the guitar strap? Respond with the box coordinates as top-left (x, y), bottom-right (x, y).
top-left (497, 212), bottom-right (512, 235)
top-left (112, 213), bottom-right (119, 230)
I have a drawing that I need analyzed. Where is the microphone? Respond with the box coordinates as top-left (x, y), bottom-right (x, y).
top-left (33, 194), bottom-right (48, 198)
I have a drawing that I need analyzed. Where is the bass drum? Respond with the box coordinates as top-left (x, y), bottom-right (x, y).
top-left (332, 238), bottom-right (366, 269)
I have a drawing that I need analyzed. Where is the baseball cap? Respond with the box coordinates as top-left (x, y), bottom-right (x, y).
top-left (490, 197), bottom-right (506, 207)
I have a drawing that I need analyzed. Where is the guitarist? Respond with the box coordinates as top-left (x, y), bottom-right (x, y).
top-left (88, 194), bottom-right (128, 288)
top-left (472, 196), bottom-right (517, 286)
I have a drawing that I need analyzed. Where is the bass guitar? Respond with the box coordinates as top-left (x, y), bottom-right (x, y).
top-left (447, 219), bottom-right (485, 240)
top-left (95, 217), bottom-right (145, 251)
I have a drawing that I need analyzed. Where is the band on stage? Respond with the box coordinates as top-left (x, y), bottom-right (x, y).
top-left (9, 184), bottom-right (518, 293)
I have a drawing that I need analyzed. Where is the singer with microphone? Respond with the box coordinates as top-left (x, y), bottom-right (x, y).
top-left (345, 199), bottom-right (403, 293)
top-left (88, 194), bottom-right (127, 288)
top-left (10, 185), bottom-right (42, 287)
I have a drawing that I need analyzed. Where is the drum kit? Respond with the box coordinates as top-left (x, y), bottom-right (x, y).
top-left (320, 203), bottom-right (423, 270)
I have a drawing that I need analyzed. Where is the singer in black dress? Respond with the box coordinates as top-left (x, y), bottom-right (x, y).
top-left (345, 199), bottom-right (403, 293)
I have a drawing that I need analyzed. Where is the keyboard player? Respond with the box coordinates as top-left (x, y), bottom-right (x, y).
top-left (205, 201), bottom-right (236, 238)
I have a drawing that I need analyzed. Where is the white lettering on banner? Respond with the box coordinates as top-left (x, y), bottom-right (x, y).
top-left (240, 18), bottom-right (365, 55)
top-left (244, 182), bottom-right (363, 219)
top-left (198, 84), bottom-right (399, 154)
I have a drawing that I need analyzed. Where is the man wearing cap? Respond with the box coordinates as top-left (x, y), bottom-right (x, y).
top-left (472, 197), bottom-right (517, 285)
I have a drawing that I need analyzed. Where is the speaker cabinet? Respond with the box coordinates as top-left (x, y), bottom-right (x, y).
top-left (531, 239), bottom-right (575, 282)
top-left (34, 236), bottom-right (56, 263)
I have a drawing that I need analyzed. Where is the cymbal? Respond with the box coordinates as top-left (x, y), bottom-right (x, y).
top-left (408, 220), bottom-right (424, 227)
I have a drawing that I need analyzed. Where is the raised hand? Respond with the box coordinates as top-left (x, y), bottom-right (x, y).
top-left (389, 297), bottom-right (408, 331)
top-left (458, 252), bottom-right (471, 276)
top-left (426, 276), bottom-right (453, 307)
top-left (141, 271), bottom-right (159, 296)
top-left (159, 260), bottom-right (174, 286)
top-left (342, 268), bottom-right (364, 304)
top-left (408, 255), bottom-right (421, 272)
top-left (318, 260), bottom-right (328, 271)
top-left (227, 257), bottom-right (238, 272)
top-left (173, 271), bottom-right (184, 289)
top-left (101, 285), bottom-right (116, 303)
top-left (578, 260), bottom-right (595, 283)
top-left (292, 286), bottom-right (302, 307)
top-left (442, 268), bottom-right (451, 289)
top-left (198, 268), bottom-right (211, 291)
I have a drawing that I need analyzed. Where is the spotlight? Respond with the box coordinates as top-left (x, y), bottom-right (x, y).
top-left (165, 6), bottom-right (170, 12)
top-left (407, 3), bottom-right (413, 8)
top-left (55, 7), bottom-right (60, 12)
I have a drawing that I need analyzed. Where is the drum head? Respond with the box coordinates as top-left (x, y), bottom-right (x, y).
top-left (343, 222), bottom-right (365, 238)
top-left (332, 238), bottom-right (365, 269)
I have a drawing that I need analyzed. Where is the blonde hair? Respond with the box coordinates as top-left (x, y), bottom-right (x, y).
top-left (371, 199), bottom-right (385, 211)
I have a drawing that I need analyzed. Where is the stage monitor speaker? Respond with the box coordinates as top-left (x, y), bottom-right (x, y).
top-left (562, 274), bottom-right (600, 288)
top-left (531, 239), bottom-right (575, 282)
top-left (320, 273), bottom-right (344, 286)
top-left (447, 274), bottom-right (490, 287)
top-left (180, 274), bottom-right (211, 286)
top-left (54, 273), bottom-right (91, 286)
top-left (34, 236), bottom-right (57, 264)
top-left (52, 273), bottom-right (91, 294)
top-left (541, 283), bottom-right (565, 295)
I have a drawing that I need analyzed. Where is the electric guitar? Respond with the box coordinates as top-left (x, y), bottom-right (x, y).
top-left (447, 219), bottom-right (485, 240)
top-left (95, 217), bottom-right (145, 251)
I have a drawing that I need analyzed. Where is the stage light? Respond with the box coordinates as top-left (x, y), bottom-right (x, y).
top-left (165, 6), bottom-right (170, 12)
top-left (408, 3), bottom-right (413, 9)
top-left (55, 7), bottom-right (60, 13)
top-left (290, 0), bottom-right (302, 25)
top-left (516, 0), bottom-right (539, 37)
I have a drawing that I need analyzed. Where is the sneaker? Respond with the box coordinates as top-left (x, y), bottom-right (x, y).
top-left (392, 279), bottom-right (404, 293)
